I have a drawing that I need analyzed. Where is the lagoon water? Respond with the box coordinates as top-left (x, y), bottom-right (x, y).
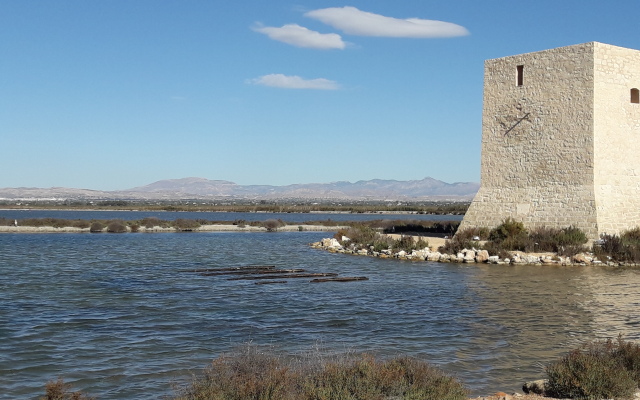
top-left (2, 226), bottom-right (640, 398)
top-left (0, 209), bottom-right (463, 223)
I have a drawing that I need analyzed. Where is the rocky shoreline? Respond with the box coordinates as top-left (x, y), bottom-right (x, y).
top-left (310, 236), bottom-right (638, 267)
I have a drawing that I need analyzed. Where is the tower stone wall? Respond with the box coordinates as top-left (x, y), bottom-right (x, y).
top-left (460, 42), bottom-right (640, 239)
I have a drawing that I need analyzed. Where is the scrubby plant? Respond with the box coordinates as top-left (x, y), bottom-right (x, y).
top-left (489, 218), bottom-right (528, 248)
top-left (0, 217), bottom-right (14, 226)
top-left (172, 345), bottom-right (468, 400)
top-left (89, 221), bottom-right (105, 233)
top-left (595, 228), bottom-right (640, 263)
top-left (525, 226), bottom-right (588, 255)
top-left (459, 220), bottom-right (590, 257)
top-left (545, 338), bottom-right (638, 400)
top-left (129, 223), bottom-right (140, 233)
top-left (262, 219), bottom-right (285, 232)
top-left (438, 228), bottom-right (483, 255)
top-left (72, 220), bottom-right (91, 229)
top-left (392, 236), bottom-right (429, 253)
top-left (140, 217), bottom-right (169, 229)
top-left (41, 378), bottom-right (94, 400)
top-left (172, 218), bottom-right (200, 231)
top-left (335, 225), bottom-right (394, 253)
top-left (106, 220), bottom-right (127, 233)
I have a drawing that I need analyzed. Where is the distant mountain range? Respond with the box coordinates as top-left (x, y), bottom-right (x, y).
top-left (0, 177), bottom-right (479, 201)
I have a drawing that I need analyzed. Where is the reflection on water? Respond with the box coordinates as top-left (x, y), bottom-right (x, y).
top-left (1, 232), bottom-right (640, 399)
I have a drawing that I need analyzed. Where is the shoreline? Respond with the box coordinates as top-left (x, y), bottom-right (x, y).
top-left (0, 224), bottom-right (345, 234)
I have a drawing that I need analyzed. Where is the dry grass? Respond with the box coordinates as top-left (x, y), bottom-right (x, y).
top-left (172, 345), bottom-right (469, 400)
top-left (40, 378), bottom-right (94, 400)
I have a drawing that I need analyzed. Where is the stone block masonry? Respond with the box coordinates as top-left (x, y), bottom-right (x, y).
top-left (460, 42), bottom-right (640, 239)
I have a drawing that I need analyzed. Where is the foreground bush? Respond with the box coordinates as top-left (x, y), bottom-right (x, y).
top-left (546, 337), bottom-right (640, 400)
top-left (41, 378), bottom-right (94, 400)
top-left (173, 346), bottom-right (468, 400)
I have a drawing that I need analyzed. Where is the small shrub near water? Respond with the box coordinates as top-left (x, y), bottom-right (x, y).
top-left (89, 221), bottom-right (105, 233)
top-left (106, 220), bottom-right (127, 233)
top-left (393, 235), bottom-right (429, 253)
top-left (438, 228), bottom-right (487, 255)
top-left (41, 378), bottom-right (94, 400)
top-left (442, 219), bottom-right (589, 257)
top-left (262, 219), bottom-right (285, 232)
top-left (546, 337), bottom-right (640, 400)
top-left (172, 218), bottom-right (201, 231)
top-left (140, 217), bottom-right (170, 229)
top-left (594, 228), bottom-right (640, 263)
top-left (172, 345), bottom-right (468, 400)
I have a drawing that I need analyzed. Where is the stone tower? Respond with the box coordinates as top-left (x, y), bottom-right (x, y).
top-left (459, 42), bottom-right (640, 239)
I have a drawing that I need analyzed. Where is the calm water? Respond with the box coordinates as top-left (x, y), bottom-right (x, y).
top-left (2, 231), bottom-right (640, 399)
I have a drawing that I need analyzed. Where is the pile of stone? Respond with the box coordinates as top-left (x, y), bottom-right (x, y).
top-left (310, 237), bottom-right (634, 266)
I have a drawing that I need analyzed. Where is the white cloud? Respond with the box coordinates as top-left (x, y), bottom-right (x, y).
top-left (252, 23), bottom-right (346, 49)
top-left (248, 74), bottom-right (340, 90)
top-left (304, 6), bottom-right (469, 38)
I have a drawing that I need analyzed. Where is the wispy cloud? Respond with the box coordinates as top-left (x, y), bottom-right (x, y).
top-left (248, 74), bottom-right (340, 90)
top-left (304, 6), bottom-right (469, 38)
top-left (252, 23), bottom-right (346, 49)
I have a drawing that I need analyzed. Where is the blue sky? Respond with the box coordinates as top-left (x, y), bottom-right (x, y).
top-left (2, 1), bottom-right (639, 190)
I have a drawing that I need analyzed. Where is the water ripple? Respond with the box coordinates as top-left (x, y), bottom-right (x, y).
top-left (2, 232), bottom-right (640, 398)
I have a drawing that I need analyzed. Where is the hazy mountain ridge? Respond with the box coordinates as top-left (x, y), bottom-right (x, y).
top-left (0, 177), bottom-right (479, 201)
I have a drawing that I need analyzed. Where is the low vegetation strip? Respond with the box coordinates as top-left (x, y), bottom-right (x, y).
top-left (0, 217), bottom-right (346, 233)
top-left (314, 218), bottom-right (640, 266)
top-left (0, 200), bottom-right (470, 214)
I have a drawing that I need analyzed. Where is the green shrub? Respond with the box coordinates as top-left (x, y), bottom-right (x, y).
top-left (594, 229), bottom-right (640, 263)
top-left (546, 338), bottom-right (637, 400)
top-left (129, 223), bottom-right (140, 233)
top-left (89, 221), bottom-right (104, 233)
top-left (439, 229), bottom-right (481, 254)
top-left (489, 217), bottom-right (527, 242)
top-left (106, 220), bottom-right (127, 233)
top-left (471, 220), bottom-right (589, 257)
top-left (392, 236), bottom-right (429, 253)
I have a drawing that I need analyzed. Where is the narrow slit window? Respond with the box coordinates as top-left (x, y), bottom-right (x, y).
top-left (516, 65), bottom-right (524, 86)
top-left (632, 88), bottom-right (639, 104)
